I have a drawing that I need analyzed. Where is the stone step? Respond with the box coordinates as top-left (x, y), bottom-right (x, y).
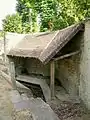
top-left (9, 90), bottom-right (33, 120)
top-left (14, 98), bottom-right (59, 120)
top-left (29, 98), bottom-right (59, 120)
top-left (10, 90), bottom-right (59, 120)
top-left (10, 90), bottom-right (30, 103)
top-left (10, 90), bottom-right (22, 104)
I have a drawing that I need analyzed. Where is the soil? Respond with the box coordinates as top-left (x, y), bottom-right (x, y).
top-left (49, 98), bottom-right (90, 120)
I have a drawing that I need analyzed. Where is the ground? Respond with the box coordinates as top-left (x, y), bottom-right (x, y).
top-left (0, 55), bottom-right (89, 119)
top-left (0, 72), bottom-right (90, 120)
top-left (50, 99), bottom-right (90, 120)
top-left (0, 75), bottom-right (13, 120)
top-left (0, 74), bottom-right (33, 120)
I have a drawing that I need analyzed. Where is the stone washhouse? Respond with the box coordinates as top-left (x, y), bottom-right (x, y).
top-left (6, 19), bottom-right (90, 109)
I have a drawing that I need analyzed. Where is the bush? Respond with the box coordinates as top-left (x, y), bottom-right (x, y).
top-left (2, 13), bottom-right (22, 33)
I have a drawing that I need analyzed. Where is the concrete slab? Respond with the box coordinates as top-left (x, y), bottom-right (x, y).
top-left (13, 97), bottom-right (59, 120)
top-left (29, 98), bottom-right (59, 120)
top-left (21, 93), bottom-right (29, 101)
top-left (40, 79), bottom-right (51, 102)
top-left (16, 75), bottom-right (51, 102)
top-left (0, 115), bottom-right (12, 120)
top-left (9, 90), bottom-right (22, 103)
top-left (14, 100), bottom-right (31, 111)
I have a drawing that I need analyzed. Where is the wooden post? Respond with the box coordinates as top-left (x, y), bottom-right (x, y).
top-left (10, 62), bottom-right (16, 89)
top-left (50, 61), bottom-right (55, 98)
top-left (3, 32), bottom-right (6, 63)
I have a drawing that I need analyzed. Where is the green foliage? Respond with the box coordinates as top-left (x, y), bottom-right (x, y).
top-left (59, 0), bottom-right (90, 22)
top-left (16, 0), bottom-right (61, 31)
top-left (2, 13), bottom-right (31, 33)
top-left (16, 0), bottom-right (90, 32)
top-left (3, 14), bottom-right (22, 33)
top-left (0, 31), bottom-right (5, 38)
top-left (3, 0), bottom-right (90, 33)
top-left (16, 0), bottom-right (30, 23)
top-left (39, 0), bottom-right (59, 31)
top-left (22, 22), bottom-right (31, 33)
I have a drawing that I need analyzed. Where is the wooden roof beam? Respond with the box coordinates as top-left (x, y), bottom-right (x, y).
top-left (53, 50), bottom-right (80, 61)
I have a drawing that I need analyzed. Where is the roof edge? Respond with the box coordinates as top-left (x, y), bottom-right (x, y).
top-left (39, 30), bottom-right (59, 57)
top-left (40, 23), bottom-right (84, 64)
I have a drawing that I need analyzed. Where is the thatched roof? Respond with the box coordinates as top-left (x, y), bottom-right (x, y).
top-left (7, 23), bottom-right (84, 64)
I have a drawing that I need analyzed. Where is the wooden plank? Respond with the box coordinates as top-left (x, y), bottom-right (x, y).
top-left (16, 75), bottom-right (51, 102)
top-left (10, 62), bottom-right (17, 89)
top-left (50, 61), bottom-right (55, 98)
top-left (53, 51), bottom-right (80, 61)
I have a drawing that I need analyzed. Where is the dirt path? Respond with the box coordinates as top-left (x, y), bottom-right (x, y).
top-left (0, 75), bottom-right (13, 120)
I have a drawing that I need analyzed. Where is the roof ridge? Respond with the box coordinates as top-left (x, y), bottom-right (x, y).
top-left (40, 23), bottom-right (80, 55)
top-left (39, 30), bottom-right (60, 58)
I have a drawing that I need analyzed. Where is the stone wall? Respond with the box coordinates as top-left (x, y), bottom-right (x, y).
top-left (25, 58), bottom-right (50, 77)
top-left (23, 54), bottom-right (80, 96)
top-left (55, 31), bottom-right (83, 96)
top-left (56, 54), bottom-right (80, 96)
top-left (80, 20), bottom-right (90, 109)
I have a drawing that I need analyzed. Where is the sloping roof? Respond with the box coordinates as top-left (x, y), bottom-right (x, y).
top-left (6, 31), bottom-right (57, 59)
top-left (7, 23), bottom-right (84, 64)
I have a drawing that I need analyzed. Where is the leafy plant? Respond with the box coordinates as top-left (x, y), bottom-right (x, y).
top-left (3, 13), bottom-right (22, 33)
top-left (2, 0), bottom-right (90, 33)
